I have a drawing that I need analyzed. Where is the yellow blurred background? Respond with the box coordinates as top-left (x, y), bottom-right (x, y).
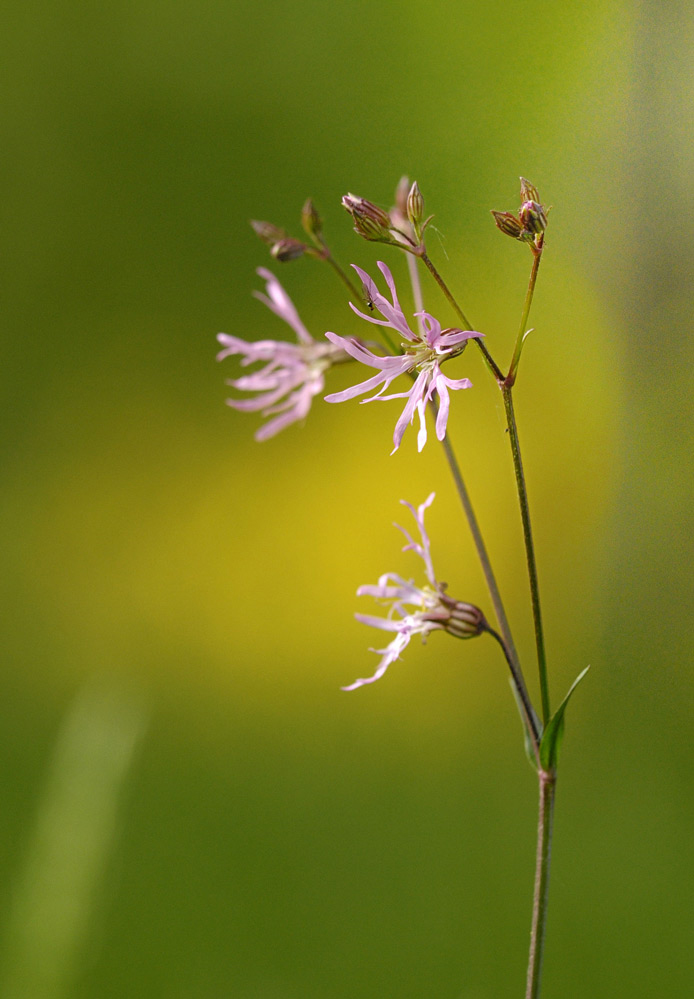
top-left (2, 0), bottom-right (693, 996)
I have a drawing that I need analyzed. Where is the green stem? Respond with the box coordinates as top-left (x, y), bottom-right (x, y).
top-left (501, 386), bottom-right (550, 724)
top-left (323, 252), bottom-right (363, 302)
top-left (405, 253), bottom-right (425, 335)
top-left (526, 770), bottom-right (556, 999)
top-left (507, 243), bottom-right (543, 388)
top-left (438, 430), bottom-right (539, 738)
top-left (321, 250), bottom-right (399, 355)
top-left (485, 626), bottom-right (540, 752)
top-left (420, 252), bottom-right (505, 382)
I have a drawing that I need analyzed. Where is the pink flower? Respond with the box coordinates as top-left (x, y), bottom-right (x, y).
top-left (343, 494), bottom-right (485, 691)
top-left (324, 262), bottom-right (482, 453)
top-left (217, 268), bottom-right (348, 441)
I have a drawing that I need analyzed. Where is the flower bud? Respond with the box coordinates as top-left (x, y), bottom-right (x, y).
top-left (301, 198), bottom-right (323, 241)
top-left (519, 200), bottom-right (547, 235)
top-left (406, 181), bottom-right (424, 231)
top-left (491, 210), bottom-right (524, 240)
top-left (519, 177), bottom-right (541, 204)
top-left (442, 598), bottom-right (487, 639)
top-left (250, 220), bottom-right (287, 246)
top-left (270, 237), bottom-right (307, 262)
top-left (341, 194), bottom-right (392, 236)
top-left (518, 178), bottom-right (547, 235)
top-left (492, 178), bottom-right (548, 244)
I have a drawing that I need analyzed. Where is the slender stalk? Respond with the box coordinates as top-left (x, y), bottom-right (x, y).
top-left (323, 252), bottom-right (363, 302)
top-left (320, 249), bottom-right (400, 355)
top-left (405, 253), bottom-right (425, 336)
top-left (407, 261), bottom-right (532, 723)
top-left (526, 770), bottom-right (556, 999)
top-left (501, 386), bottom-right (550, 724)
top-left (506, 243), bottom-right (543, 388)
top-left (420, 250), bottom-right (473, 328)
top-left (437, 430), bottom-right (539, 733)
top-left (420, 251), bottom-right (505, 382)
top-left (485, 626), bottom-right (540, 752)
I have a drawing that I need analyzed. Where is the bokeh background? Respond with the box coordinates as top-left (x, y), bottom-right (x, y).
top-left (2, 0), bottom-right (693, 996)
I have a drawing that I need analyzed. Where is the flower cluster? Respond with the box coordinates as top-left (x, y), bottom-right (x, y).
top-left (343, 493), bottom-right (486, 691)
top-left (491, 177), bottom-right (547, 245)
top-left (217, 268), bottom-right (349, 441)
top-left (324, 262), bottom-right (482, 453)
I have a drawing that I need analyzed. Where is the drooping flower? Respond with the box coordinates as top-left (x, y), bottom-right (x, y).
top-left (217, 268), bottom-right (349, 441)
top-left (323, 262), bottom-right (482, 453)
top-left (343, 493), bottom-right (486, 691)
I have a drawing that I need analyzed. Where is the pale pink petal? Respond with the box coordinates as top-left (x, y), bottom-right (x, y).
top-left (437, 329), bottom-right (483, 348)
top-left (324, 371), bottom-right (390, 403)
top-left (341, 632), bottom-right (411, 691)
top-left (397, 494), bottom-right (436, 586)
top-left (390, 371), bottom-right (427, 454)
top-left (435, 377), bottom-right (451, 441)
top-left (324, 332), bottom-right (394, 370)
top-left (416, 398), bottom-right (428, 452)
top-left (440, 374), bottom-right (473, 391)
top-left (253, 268), bottom-right (313, 344)
top-left (354, 614), bottom-right (405, 632)
top-left (351, 264), bottom-right (415, 340)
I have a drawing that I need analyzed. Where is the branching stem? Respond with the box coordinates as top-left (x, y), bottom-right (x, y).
top-left (420, 251), bottom-right (505, 381)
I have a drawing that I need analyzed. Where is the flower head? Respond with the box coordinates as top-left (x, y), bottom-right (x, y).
top-left (343, 493), bottom-right (486, 691)
top-left (217, 268), bottom-right (348, 441)
top-left (491, 177), bottom-right (547, 245)
top-left (324, 262), bottom-right (482, 453)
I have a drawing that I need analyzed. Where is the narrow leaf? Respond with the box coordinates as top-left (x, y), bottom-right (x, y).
top-left (539, 666), bottom-right (591, 771)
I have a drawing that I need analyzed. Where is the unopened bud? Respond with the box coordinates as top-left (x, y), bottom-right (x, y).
top-left (342, 194), bottom-right (392, 231)
top-left (519, 177), bottom-right (540, 204)
top-left (352, 213), bottom-right (390, 241)
top-left (301, 198), bottom-right (323, 240)
top-left (250, 220), bottom-right (287, 246)
top-left (519, 200), bottom-right (547, 235)
top-left (406, 181), bottom-right (424, 231)
top-left (519, 178), bottom-right (547, 235)
top-left (492, 179), bottom-right (548, 245)
top-left (491, 210), bottom-right (524, 240)
top-left (441, 597), bottom-right (487, 639)
top-left (270, 237), bottom-right (307, 262)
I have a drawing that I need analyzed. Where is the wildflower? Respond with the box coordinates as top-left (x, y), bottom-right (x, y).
top-left (217, 268), bottom-right (348, 441)
top-left (343, 493), bottom-right (486, 691)
top-left (323, 262), bottom-right (482, 453)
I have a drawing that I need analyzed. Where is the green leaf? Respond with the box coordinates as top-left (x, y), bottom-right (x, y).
top-left (539, 666), bottom-right (591, 771)
top-left (509, 678), bottom-right (541, 770)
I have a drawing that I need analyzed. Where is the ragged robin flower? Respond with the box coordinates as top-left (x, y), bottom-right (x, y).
top-left (324, 262), bottom-right (482, 453)
top-left (217, 268), bottom-right (349, 441)
top-left (343, 493), bottom-right (487, 691)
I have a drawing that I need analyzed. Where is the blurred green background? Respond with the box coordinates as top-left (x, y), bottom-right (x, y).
top-left (2, 0), bottom-right (693, 996)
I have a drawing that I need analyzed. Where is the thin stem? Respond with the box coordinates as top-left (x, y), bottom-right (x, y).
top-left (485, 626), bottom-right (540, 752)
top-left (420, 251), bottom-right (505, 382)
top-left (526, 770), bottom-right (556, 999)
top-left (506, 243), bottom-right (543, 388)
top-left (412, 264), bottom-right (535, 736)
top-left (323, 252), bottom-right (363, 302)
top-left (502, 387), bottom-right (550, 725)
top-left (405, 253), bottom-right (425, 336)
top-left (320, 250), bottom-right (399, 355)
top-left (437, 430), bottom-right (539, 736)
